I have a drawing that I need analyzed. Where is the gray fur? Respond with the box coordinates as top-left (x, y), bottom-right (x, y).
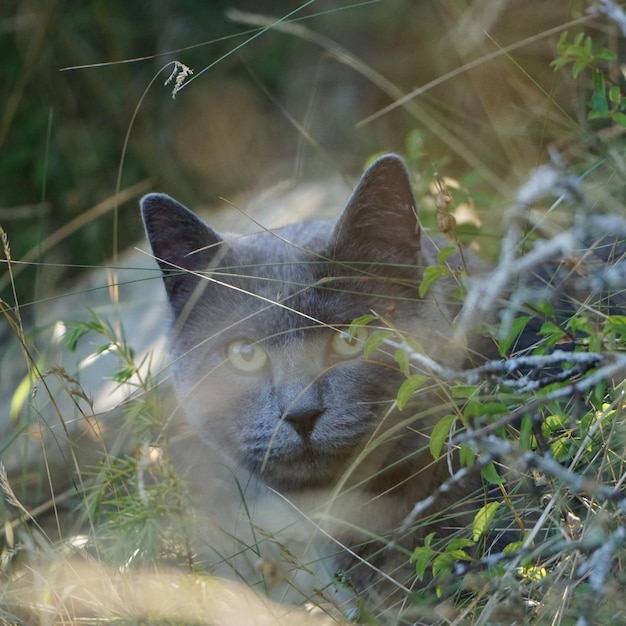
top-left (141, 155), bottom-right (489, 611)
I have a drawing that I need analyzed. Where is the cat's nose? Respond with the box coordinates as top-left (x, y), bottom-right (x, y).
top-left (283, 408), bottom-right (323, 439)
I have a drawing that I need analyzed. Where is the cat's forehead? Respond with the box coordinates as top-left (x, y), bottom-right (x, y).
top-left (187, 217), bottom-right (421, 339)
top-left (224, 220), bottom-right (329, 263)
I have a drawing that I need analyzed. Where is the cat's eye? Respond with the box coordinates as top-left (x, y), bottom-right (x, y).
top-left (227, 340), bottom-right (268, 372)
top-left (330, 326), bottom-right (368, 357)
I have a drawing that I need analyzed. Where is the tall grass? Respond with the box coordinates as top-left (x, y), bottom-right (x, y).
top-left (2, 1), bottom-right (626, 624)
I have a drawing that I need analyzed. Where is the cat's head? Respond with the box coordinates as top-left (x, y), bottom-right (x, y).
top-left (141, 155), bottom-right (456, 490)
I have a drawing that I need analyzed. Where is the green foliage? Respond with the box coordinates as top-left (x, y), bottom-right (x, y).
top-left (419, 264), bottom-right (453, 298)
top-left (396, 374), bottom-right (428, 410)
top-left (363, 329), bottom-right (395, 358)
top-left (64, 310), bottom-right (193, 570)
top-left (472, 501), bottom-right (500, 542)
top-left (496, 314), bottom-right (531, 357)
top-left (429, 414), bottom-right (457, 459)
top-left (4, 3), bottom-right (626, 625)
top-left (552, 30), bottom-right (626, 128)
top-left (551, 31), bottom-right (615, 77)
top-left (410, 531), bottom-right (475, 596)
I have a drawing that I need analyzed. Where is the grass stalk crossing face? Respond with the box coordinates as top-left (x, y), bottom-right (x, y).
top-left (141, 155), bottom-right (491, 608)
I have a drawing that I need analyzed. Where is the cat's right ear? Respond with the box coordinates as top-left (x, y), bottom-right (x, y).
top-left (140, 193), bottom-right (223, 307)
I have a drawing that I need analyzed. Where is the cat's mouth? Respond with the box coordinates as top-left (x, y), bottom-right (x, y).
top-left (243, 442), bottom-right (352, 489)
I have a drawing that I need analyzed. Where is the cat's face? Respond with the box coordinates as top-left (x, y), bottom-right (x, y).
top-left (142, 156), bottom-right (450, 491)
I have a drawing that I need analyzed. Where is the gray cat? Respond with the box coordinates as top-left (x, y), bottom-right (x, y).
top-left (141, 155), bottom-right (492, 618)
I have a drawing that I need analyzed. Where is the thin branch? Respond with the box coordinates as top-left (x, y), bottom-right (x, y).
top-left (588, 0), bottom-right (626, 37)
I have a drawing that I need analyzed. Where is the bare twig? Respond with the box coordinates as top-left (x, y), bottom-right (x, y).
top-left (453, 160), bottom-right (586, 345)
top-left (461, 433), bottom-right (626, 516)
top-left (386, 337), bottom-right (623, 395)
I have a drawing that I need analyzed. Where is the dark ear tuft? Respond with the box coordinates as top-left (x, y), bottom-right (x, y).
top-left (328, 154), bottom-right (420, 265)
top-left (141, 193), bottom-right (223, 310)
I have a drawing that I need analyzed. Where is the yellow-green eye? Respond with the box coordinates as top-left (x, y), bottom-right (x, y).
top-left (227, 340), bottom-right (268, 372)
top-left (330, 326), bottom-right (368, 357)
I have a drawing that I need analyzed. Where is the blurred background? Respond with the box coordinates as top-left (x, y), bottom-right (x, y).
top-left (0, 0), bottom-right (615, 312)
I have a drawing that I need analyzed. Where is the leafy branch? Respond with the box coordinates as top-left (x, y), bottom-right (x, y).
top-left (551, 30), bottom-right (626, 127)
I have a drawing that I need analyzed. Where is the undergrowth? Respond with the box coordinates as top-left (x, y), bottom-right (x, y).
top-left (1, 2), bottom-right (626, 625)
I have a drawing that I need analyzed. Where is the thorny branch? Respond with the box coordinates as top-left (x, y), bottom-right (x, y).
top-left (453, 156), bottom-right (587, 345)
top-left (397, 421), bottom-right (626, 544)
top-left (466, 432), bottom-right (626, 626)
top-left (463, 433), bottom-right (626, 517)
top-left (385, 339), bottom-right (626, 396)
top-left (391, 147), bottom-right (626, 621)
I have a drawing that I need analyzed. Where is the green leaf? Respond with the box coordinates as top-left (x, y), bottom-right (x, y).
top-left (349, 314), bottom-right (376, 339)
top-left (431, 553), bottom-right (453, 580)
top-left (411, 546), bottom-right (433, 580)
top-left (604, 315), bottom-right (626, 335)
top-left (419, 265), bottom-right (449, 298)
top-left (459, 444), bottom-right (475, 467)
top-left (609, 85), bottom-right (622, 104)
top-left (588, 110), bottom-right (607, 120)
top-left (10, 364), bottom-right (42, 422)
top-left (555, 30), bottom-right (569, 54)
top-left (95, 342), bottom-right (114, 356)
top-left (463, 400), bottom-right (508, 419)
top-left (519, 414), bottom-right (534, 450)
top-left (613, 112), bottom-right (626, 128)
top-left (436, 245), bottom-right (457, 266)
top-left (572, 58), bottom-right (589, 78)
top-left (481, 461), bottom-right (504, 485)
top-left (447, 538), bottom-right (475, 552)
top-left (592, 382), bottom-right (607, 408)
top-left (443, 549), bottom-right (470, 561)
top-left (472, 501), bottom-right (501, 541)
top-left (498, 315), bottom-right (530, 357)
top-left (363, 330), bottom-right (394, 357)
top-left (590, 69), bottom-right (608, 115)
top-left (538, 321), bottom-right (565, 343)
top-left (550, 436), bottom-right (571, 462)
top-left (410, 532), bottom-right (436, 580)
top-left (596, 48), bottom-right (616, 61)
top-left (550, 57), bottom-right (571, 72)
top-left (503, 540), bottom-right (524, 554)
top-left (396, 375), bottom-right (428, 410)
top-left (450, 384), bottom-right (479, 399)
top-left (394, 348), bottom-right (410, 377)
top-left (429, 414), bottom-right (457, 460)
top-left (531, 300), bottom-right (555, 318)
top-left (65, 325), bottom-right (90, 352)
top-left (111, 366), bottom-right (136, 384)
top-left (567, 316), bottom-right (591, 335)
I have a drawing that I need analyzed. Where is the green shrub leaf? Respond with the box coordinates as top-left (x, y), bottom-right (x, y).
top-left (396, 375), bottom-right (428, 410)
top-left (419, 265), bottom-right (450, 298)
top-left (481, 461), bottom-right (504, 485)
top-left (473, 501), bottom-right (500, 541)
top-left (429, 414), bottom-right (457, 460)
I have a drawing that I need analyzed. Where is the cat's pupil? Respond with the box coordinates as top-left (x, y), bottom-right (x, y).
top-left (330, 326), bottom-right (368, 356)
top-left (239, 345), bottom-right (255, 360)
top-left (341, 332), bottom-right (355, 345)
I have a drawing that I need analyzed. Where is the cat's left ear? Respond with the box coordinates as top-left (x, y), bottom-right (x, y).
top-left (141, 193), bottom-right (224, 311)
top-left (328, 154), bottom-right (420, 263)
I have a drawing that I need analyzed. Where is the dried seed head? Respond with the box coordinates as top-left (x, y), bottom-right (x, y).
top-left (435, 192), bottom-right (453, 211)
top-left (437, 211), bottom-right (457, 234)
top-left (164, 61), bottom-right (194, 99)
